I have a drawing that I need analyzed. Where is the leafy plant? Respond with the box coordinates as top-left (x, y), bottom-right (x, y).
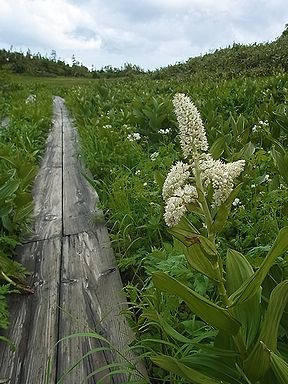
top-left (150, 93), bottom-right (288, 383)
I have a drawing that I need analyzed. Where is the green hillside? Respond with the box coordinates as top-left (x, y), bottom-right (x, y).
top-left (1, 26), bottom-right (288, 80)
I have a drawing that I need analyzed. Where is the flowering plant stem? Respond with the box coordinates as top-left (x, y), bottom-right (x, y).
top-left (194, 158), bottom-right (214, 241)
top-left (195, 157), bottom-right (247, 356)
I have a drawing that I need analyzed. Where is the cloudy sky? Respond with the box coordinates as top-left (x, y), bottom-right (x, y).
top-left (0, 0), bottom-right (287, 70)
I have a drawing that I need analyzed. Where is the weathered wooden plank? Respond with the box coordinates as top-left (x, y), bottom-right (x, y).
top-left (41, 99), bottom-right (63, 169)
top-left (60, 97), bottom-right (99, 236)
top-left (26, 97), bottom-right (63, 242)
top-left (0, 237), bottom-right (61, 384)
top-left (57, 231), bottom-right (135, 383)
top-left (28, 166), bottom-right (62, 241)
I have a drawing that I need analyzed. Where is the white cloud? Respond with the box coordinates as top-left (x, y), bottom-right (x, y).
top-left (0, 0), bottom-right (287, 70)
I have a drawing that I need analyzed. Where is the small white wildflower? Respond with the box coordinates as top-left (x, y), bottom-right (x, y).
top-left (150, 152), bottom-right (159, 161)
top-left (159, 128), bottom-right (171, 134)
top-left (251, 184), bottom-right (256, 188)
top-left (26, 94), bottom-right (36, 104)
top-left (264, 174), bottom-right (270, 182)
top-left (232, 198), bottom-right (241, 207)
top-left (127, 132), bottom-right (141, 141)
top-left (162, 161), bottom-right (190, 201)
top-left (135, 169), bottom-right (141, 175)
top-left (173, 93), bottom-right (208, 158)
top-left (252, 125), bottom-right (258, 133)
top-left (103, 124), bottom-right (112, 129)
top-left (143, 182), bottom-right (148, 186)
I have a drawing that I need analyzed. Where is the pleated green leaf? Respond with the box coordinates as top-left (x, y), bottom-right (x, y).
top-left (152, 272), bottom-right (240, 335)
top-left (151, 355), bottom-right (222, 384)
top-left (0, 178), bottom-right (19, 201)
top-left (226, 249), bottom-right (261, 349)
top-left (210, 135), bottom-right (227, 159)
top-left (181, 354), bottom-right (244, 384)
top-left (228, 227), bottom-right (288, 307)
top-left (271, 147), bottom-right (288, 184)
top-left (270, 350), bottom-right (288, 384)
top-left (243, 280), bottom-right (288, 382)
top-left (185, 240), bottom-right (219, 281)
top-left (168, 221), bottom-right (219, 280)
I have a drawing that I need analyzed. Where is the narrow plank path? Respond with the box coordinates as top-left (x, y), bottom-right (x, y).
top-left (0, 97), bottom-right (141, 383)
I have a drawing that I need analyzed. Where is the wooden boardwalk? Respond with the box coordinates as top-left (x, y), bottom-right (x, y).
top-left (0, 97), bottom-right (142, 383)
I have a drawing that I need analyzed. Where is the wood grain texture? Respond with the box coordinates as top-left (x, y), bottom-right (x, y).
top-left (26, 97), bottom-right (63, 241)
top-left (0, 237), bottom-right (61, 384)
top-left (57, 231), bottom-right (134, 383)
top-left (61, 102), bottom-right (100, 236)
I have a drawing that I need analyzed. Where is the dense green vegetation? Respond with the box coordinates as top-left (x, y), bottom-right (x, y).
top-left (66, 72), bottom-right (288, 383)
top-left (0, 73), bottom-right (52, 334)
top-left (153, 27), bottom-right (288, 80)
top-left (1, 27), bottom-right (288, 382)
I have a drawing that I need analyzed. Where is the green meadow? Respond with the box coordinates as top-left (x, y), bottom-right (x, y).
top-left (1, 34), bottom-right (288, 382)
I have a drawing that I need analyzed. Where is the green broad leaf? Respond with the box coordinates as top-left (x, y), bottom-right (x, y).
top-left (210, 135), bottom-right (227, 159)
top-left (243, 280), bottom-right (288, 382)
top-left (270, 350), bottom-right (288, 384)
top-left (228, 227), bottom-right (288, 307)
top-left (18, 164), bottom-right (38, 190)
top-left (0, 179), bottom-right (19, 201)
top-left (151, 355), bottom-right (222, 384)
top-left (237, 141), bottom-right (255, 161)
top-left (226, 249), bottom-right (261, 349)
top-left (1, 215), bottom-right (13, 233)
top-left (169, 215), bottom-right (200, 237)
top-left (168, 219), bottom-right (219, 280)
top-left (13, 203), bottom-right (33, 222)
top-left (0, 204), bottom-right (13, 217)
top-left (152, 272), bottom-right (240, 335)
top-left (14, 192), bottom-right (32, 209)
top-left (270, 147), bottom-right (288, 184)
top-left (181, 354), bottom-right (244, 384)
top-left (211, 183), bottom-right (243, 234)
top-left (143, 308), bottom-right (193, 344)
top-left (0, 154), bottom-right (17, 168)
top-left (184, 241), bottom-right (219, 281)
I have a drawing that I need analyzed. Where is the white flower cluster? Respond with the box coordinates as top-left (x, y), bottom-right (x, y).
top-left (161, 93), bottom-right (246, 227)
top-left (162, 162), bottom-right (198, 226)
top-left (127, 132), bottom-right (141, 141)
top-left (159, 128), bottom-right (171, 134)
top-left (252, 120), bottom-right (269, 133)
top-left (199, 155), bottom-right (245, 206)
top-left (172, 93), bottom-right (208, 158)
top-left (162, 161), bottom-right (190, 200)
top-left (164, 185), bottom-right (198, 227)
